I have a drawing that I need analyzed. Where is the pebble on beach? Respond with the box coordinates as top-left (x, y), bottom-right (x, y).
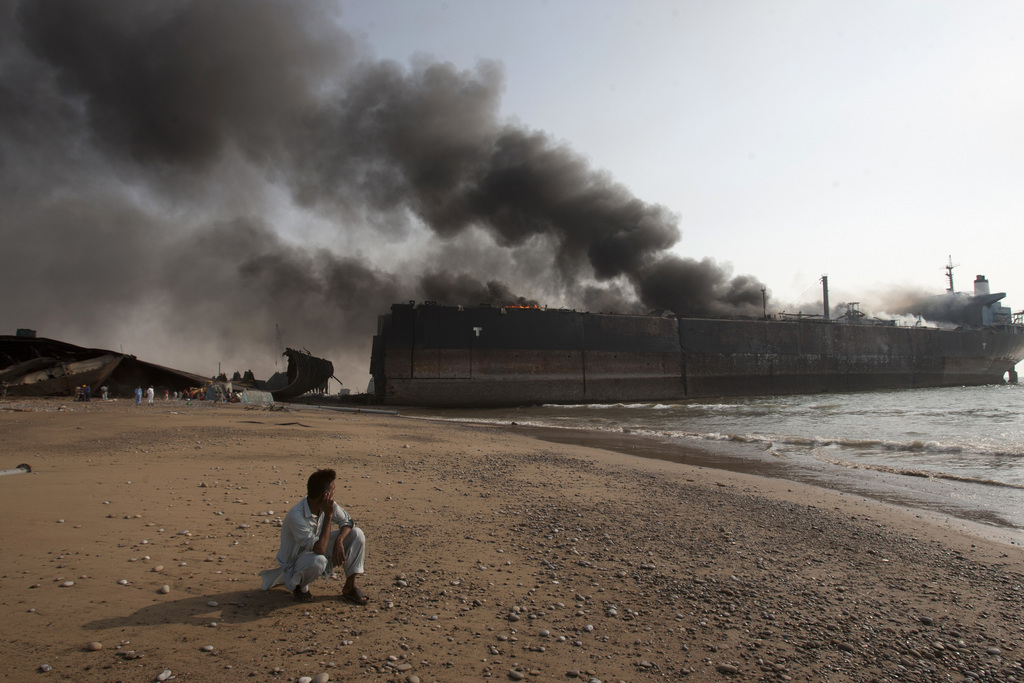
top-left (155, 669), bottom-right (173, 681)
top-left (158, 584), bottom-right (170, 594)
top-left (86, 641), bottom-right (102, 651)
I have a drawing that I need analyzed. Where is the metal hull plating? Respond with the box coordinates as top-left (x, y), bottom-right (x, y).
top-left (269, 348), bottom-right (335, 401)
top-left (370, 305), bottom-right (1024, 407)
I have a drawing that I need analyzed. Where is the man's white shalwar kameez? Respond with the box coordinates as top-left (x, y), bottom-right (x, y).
top-left (259, 497), bottom-right (365, 593)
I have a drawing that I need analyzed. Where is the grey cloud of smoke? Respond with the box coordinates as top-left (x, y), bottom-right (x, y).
top-left (2, 0), bottom-right (768, 385)
top-left (786, 284), bottom-right (980, 326)
top-left (418, 272), bottom-right (537, 308)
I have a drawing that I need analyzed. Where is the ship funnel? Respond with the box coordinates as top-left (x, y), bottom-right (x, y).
top-left (821, 275), bottom-right (829, 320)
top-left (974, 275), bottom-right (991, 296)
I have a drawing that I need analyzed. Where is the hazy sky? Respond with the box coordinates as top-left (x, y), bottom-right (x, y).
top-left (341, 0), bottom-right (1023, 310)
top-left (3, 0), bottom-right (1022, 387)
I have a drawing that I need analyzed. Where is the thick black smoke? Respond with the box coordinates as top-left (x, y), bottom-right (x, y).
top-left (419, 273), bottom-right (538, 308)
top-left (1, 0), bottom-right (768, 386)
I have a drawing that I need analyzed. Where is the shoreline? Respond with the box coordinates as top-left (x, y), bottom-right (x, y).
top-left (511, 423), bottom-right (1024, 547)
top-left (3, 398), bottom-right (1024, 681)
top-left (401, 412), bottom-right (1024, 548)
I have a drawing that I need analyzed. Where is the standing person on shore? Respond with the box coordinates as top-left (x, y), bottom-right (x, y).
top-left (260, 468), bottom-right (368, 604)
top-left (145, 385), bottom-right (154, 405)
top-left (134, 386), bottom-right (142, 406)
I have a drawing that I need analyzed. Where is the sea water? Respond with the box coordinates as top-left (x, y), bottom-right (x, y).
top-left (405, 384), bottom-right (1024, 536)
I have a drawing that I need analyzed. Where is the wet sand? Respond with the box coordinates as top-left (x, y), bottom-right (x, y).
top-left (512, 424), bottom-right (1024, 545)
top-left (2, 397), bottom-right (1024, 682)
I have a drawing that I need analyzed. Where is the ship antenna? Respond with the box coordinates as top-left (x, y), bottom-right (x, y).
top-left (945, 255), bottom-right (959, 293)
top-left (274, 323), bottom-right (283, 369)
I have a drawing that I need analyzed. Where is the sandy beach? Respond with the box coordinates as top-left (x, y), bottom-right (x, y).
top-left (2, 398), bottom-right (1023, 682)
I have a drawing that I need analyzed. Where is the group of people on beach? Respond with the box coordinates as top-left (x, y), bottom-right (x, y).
top-left (133, 386), bottom-right (155, 405)
top-left (126, 385), bottom-right (238, 404)
top-left (74, 385), bottom-right (109, 401)
top-left (69, 383), bottom-right (244, 404)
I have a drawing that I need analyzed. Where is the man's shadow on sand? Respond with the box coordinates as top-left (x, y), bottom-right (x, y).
top-left (83, 586), bottom-right (318, 631)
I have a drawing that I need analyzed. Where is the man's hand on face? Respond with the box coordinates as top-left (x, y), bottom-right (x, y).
top-left (319, 482), bottom-right (335, 517)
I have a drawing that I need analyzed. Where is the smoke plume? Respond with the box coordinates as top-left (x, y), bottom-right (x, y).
top-left (1, 0), bottom-right (767, 387)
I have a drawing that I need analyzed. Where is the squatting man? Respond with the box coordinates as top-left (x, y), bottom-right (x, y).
top-left (260, 468), bottom-right (368, 603)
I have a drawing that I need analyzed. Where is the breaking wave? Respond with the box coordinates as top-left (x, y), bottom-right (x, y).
top-left (804, 454), bottom-right (1024, 491)
top-left (664, 429), bottom-right (1022, 459)
top-left (542, 402), bottom-right (676, 410)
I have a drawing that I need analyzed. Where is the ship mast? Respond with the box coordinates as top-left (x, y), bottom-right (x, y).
top-left (945, 255), bottom-right (959, 293)
top-left (274, 323), bottom-right (283, 369)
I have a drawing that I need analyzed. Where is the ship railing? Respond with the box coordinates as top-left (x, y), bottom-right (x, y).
top-left (777, 312), bottom-right (827, 322)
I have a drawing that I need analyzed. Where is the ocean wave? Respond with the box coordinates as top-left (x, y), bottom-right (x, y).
top-left (414, 411), bottom-right (1024, 461)
top-left (806, 454), bottom-right (1024, 490)
top-left (639, 428), bottom-right (1024, 460)
top-left (540, 402), bottom-right (665, 410)
top-left (542, 401), bottom-right (756, 412)
top-left (697, 403), bottom-right (750, 411)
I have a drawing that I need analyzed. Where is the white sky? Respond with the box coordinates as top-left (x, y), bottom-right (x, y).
top-left (337, 0), bottom-right (1024, 313)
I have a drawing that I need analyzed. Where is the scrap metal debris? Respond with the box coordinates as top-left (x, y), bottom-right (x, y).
top-left (0, 463), bottom-right (31, 477)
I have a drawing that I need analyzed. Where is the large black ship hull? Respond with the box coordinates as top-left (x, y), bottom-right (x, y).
top-left (370, 304), bottom-right (1024, 408)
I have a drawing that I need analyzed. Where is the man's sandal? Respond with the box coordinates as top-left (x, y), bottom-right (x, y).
top-left (341, 587), bottom-right (369, 605)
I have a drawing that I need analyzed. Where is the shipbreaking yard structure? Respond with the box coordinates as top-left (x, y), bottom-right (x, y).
top-left (0, 332), bottom-right (335, 402)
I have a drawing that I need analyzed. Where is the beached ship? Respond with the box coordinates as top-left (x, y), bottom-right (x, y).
top-left (368, 272), bottom-right (1024, 408)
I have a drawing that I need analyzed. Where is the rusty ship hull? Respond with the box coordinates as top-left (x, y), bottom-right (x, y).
top-left (369, 303), bottom-right (1024, 408)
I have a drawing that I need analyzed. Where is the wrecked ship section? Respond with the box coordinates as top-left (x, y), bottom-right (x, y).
top-left (1, 334), bottom-right (337, 403)
top-left (0, 334), bottom-right (210, 398)
top-left (263, 348), bottom-right (335, 401)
